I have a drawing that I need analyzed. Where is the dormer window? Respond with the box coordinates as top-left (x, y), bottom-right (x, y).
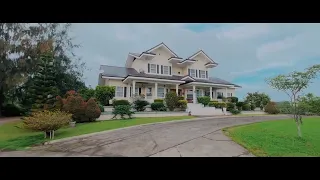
top-left (163, 65), bottom-right (169, 75)
top-left (189, 69), bottom-right (196, 77)
top-left (199, 70), bottom-right (206, 78)
top-left (150, 64), bottom-right (157, 74)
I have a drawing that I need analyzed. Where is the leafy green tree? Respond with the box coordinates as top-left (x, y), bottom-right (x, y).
top-left (79, 88), bottom-right (95, 101)
top-left (244, 92), bottom-right (271, 110)
top-left (0, 23), bottom-right (45, 116)
top-left (26, 42), bottom-right (59, 111)
top-left (266, 64), bottom-right (320, 137)
top-left (95, 86), bottom-right (115, 105)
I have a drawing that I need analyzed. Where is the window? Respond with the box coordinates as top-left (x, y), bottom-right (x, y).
top-left (163, 65), bottom-right (169, 75)
top-left (186, 90), bottom-right (193, 100)
top-left (116, 86), bottom-right (124, 97)
top-left (157, 87), bottom-right (165, 98)
top-left (189, 69), bottom-right (196, 77)
top-left (146, 88), bottom-right (152, 99)
top-left (217, 92), bottom-right (223, 99)
top-left (150, 64), bottom-right (157, 74)
top-left (227, 93), bottom-right (231, 97)
top-left (199, 70), bottom-right (206, 78)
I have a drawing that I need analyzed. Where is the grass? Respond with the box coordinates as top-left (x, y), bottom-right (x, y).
top-left (223, 117), bottom-right (320, 157)
top-left (0, 116), bottom-right (194, 151)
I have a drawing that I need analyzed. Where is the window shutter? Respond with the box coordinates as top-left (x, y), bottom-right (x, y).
top-left (130, 87), bottom-right (132, 97)
top-left (169, 66), bottom-right (172, 75)
top-left (196, 69), bottom-right (198, 78)
top-left (161, 65), bottom-right (163, 74)
top-left (206, 71), bottom-right (208, 78)
top-left (139, 88), bottom-right (141, 95)
top-left (157, 65), bottom-right (159, 74)
top-left (148, 64), bottom-right (150, 73)
top-left (199, 70), bottom-right (201, 77)
top-left (188, 69), bottom-right (190, 76)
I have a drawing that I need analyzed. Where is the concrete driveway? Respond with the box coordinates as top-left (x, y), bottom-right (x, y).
top-left (0, 115), bottom-right (289, 157)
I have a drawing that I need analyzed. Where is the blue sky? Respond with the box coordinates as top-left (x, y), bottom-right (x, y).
top-left (71, 23), bottom-right (320, 101)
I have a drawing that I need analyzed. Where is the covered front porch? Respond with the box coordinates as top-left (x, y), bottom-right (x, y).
top-left (180, 82), bottom-right (236, 103)
top-left (122, 76), bottom-right (184, 103)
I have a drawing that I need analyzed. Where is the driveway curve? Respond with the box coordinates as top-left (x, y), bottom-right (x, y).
top-left (0, 115), bottom-right (289, 157)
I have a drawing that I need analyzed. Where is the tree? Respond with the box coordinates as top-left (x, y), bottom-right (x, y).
top-left (0, 23), bottom-right (45, 116)
top-left (244, 92), bottom-right (271, 110)
top-left (26, 41), bottom-right (59, 111)
top-left (95, 86), bottom-right (115, 105)
top-left (165, 91), bottom-right (179, 111)
top-left (266, 64), bottom-right (320, 137)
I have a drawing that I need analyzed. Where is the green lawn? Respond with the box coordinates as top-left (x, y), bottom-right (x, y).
top-left (223, 117), bottom-right (320, 157)
top-left (0, 116), bottom-right (194, 151)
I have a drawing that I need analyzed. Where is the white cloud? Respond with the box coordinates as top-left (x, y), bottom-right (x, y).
top-left (216, 23), bottom-right (270, 40)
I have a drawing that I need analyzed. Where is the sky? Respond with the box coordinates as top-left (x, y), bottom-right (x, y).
top-left (71, 23), bottom-right (320, 101)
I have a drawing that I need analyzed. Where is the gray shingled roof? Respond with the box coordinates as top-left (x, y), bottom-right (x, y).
top-left (99, 65), bottom-right (240, 87)
top-left (100, 65), bottom-right (138, 77)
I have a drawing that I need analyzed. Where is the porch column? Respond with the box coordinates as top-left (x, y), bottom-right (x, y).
top-left (210, 87), bottom-right (212, 100)
top-left (176, 84), bottom-right (179, 95)
top-left (127, 84), bottom-right (130, 98)
top-left (184, 89), bottom-right (187, 100)
top-left (132, 80), bottom-right (136, 96)
top-left (225, 88), bottom-right (228, 98)
top-left (154, 82), bottom-right (158, 99)
top-left (164, 86), bottom-right (166, 97)
top-left (193, 85), bottom-right (196, 104)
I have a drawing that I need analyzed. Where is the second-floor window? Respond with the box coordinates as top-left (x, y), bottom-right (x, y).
top-left (163, 65), bottom-right (169, 75)
top-left (199, 70), bottom-right (206, 78)
top-left (189, 69), bottom-right (196, 77)
top-left (150, 64), bottom-right (157, 74)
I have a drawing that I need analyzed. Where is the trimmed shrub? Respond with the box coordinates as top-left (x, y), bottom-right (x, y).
top-left (230, 97), bottom-right (239, 103)
top-left (154, 99), bottom-right (164, 103)
top-left (23, 110), bottom-right (71, 139)
top-left (230, 109), bottom-right (241, 115)
top-left (98, 103), bottom-right (104, 112)
top-left (227, 102), bottom-right (235, 111)
top-left (208, 102), bottom-right (217, 107)
top-left (133, 99), bottom-right (149, 112)
top-left (165, 91), bottom-right (179, 111)
top-left (250, 104), bottom-right (256, 111)
top-left (197, 96), bottom-right (211, 106)
top-left (113, 99), bottom-right (130, 107)
top-left (177, 100), bottom-right (187, 110)
top-left (112, 105), bottom-right (134, 119)
top-left (264, 101), bottom-right (280, 114)
top-left (178, 96), bottom-right (185, 101)
top-left (58, 92), bottom-right (101, 123)
top-left (85, 98), bottom-right (101, 122)
top-left (242, 104), bottom-right (250, 111)
top-left (236, 101), bottom-right (244, 111)
top-left (220, 102), bottom-right (227, 108)
top-left (151, 102), bottom-right (165, 111)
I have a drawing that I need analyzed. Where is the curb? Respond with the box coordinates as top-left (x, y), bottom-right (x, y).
top-left (44, 115), bottom-right (287, 145)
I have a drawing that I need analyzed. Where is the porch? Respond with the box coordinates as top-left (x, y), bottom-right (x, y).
top-left (118, 77), bottom-right (234, 104)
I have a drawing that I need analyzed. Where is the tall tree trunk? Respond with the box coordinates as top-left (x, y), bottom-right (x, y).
top-left (296, 121), bottom-right (302, 138)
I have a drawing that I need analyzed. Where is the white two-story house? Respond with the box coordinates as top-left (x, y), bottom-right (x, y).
top-left (98, 42), bottom-right (241, 104)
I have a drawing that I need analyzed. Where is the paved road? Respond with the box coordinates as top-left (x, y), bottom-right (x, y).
top-left (0, 115), bottom-right (290, 157)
